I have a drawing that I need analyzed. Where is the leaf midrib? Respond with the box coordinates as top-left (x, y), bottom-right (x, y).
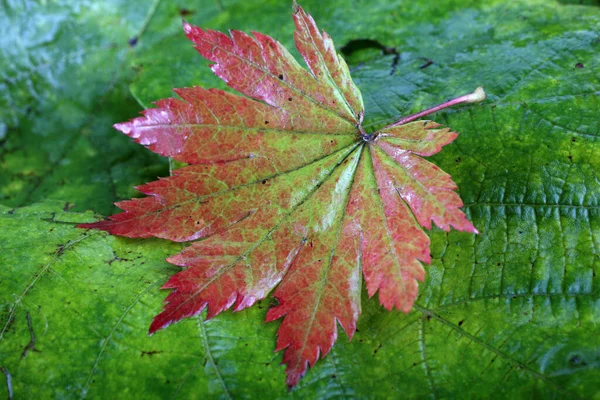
top-left (294, 12), bottom-right (358, 122)
top-left (133, 123), bottom-right (357, 136)
top-left (105, 142), bottom-right (361, 236)
top-left (289, 145), bottom-right (364, 376)
top-left (375, 144), bottom-right (451, 226)
top-left (204, 39), bottom-right (357, 127)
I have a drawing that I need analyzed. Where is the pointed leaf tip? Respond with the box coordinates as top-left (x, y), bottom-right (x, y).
top-left (182, 20), bottom-right (192, 34)
top-left (113, 122), bottom-right (131, 134)
top-left (148, 319), bottom-right (164, 335)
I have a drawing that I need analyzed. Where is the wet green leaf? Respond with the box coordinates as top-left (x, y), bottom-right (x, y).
top-left (1, 0), bottom-right (598, 398)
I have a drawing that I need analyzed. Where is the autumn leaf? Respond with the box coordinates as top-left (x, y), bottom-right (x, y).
top-left (79, 3), bottom-right (484, 387)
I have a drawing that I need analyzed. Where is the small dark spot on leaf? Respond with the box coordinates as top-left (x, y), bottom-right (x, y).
top-left (426, 315), bottom-right (431, 321)
top-left (141, 350), bottom-right (163, 358)
top-left (268, 298), bottom-right (280, 308)
top-left (419, 58), bottom-right (434, 69)
top-left (519, 231), bottom-right (523, 234)
top-left (262, 180), bottom-right (267, 184)
top-left (458, 320), bottom-right (464, 326)
top-left (128, 37), bottom-right (138, 47)
top-left (572, 137), bottom-right (577, 142)
top-left (278, 74), bottom-right (284, 80)
top-left (265, 120), bottom-right (269, 125)
top-left (108, 254), bottom-right (128, 266)
top-left (575, 63), bottom-right (584, 69)
top-left (569, 355), bottom-right (581, 366)
top-left (331, 374), bottom-right (337, 379)
top-left (373, 343), bottom-right (382, 354)
top-left (455, 157), bottom-right (461, 163)
top-left (179, 8), bottom-right (196, 16)
top-left (8, 209), bottom-right (15, 214)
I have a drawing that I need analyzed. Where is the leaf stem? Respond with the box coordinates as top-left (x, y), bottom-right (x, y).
top-left (388, 86), bottom-right (486, 127)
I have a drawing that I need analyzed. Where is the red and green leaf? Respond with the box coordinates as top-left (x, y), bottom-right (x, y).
top-left (79, 3), bottom-right (481, 387)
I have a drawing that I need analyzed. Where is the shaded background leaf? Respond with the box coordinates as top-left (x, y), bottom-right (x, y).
top-left (1, 0), bottom-right (598, 398)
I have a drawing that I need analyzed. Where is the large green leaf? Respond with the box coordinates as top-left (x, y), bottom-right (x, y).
top-left (1, 0), bottom-right (599, 398)
top-left (0, 0), bottom-right (231, 214)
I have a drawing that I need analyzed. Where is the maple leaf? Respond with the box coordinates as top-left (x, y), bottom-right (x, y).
top-left (79, 3), bottom-right (484, 387)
